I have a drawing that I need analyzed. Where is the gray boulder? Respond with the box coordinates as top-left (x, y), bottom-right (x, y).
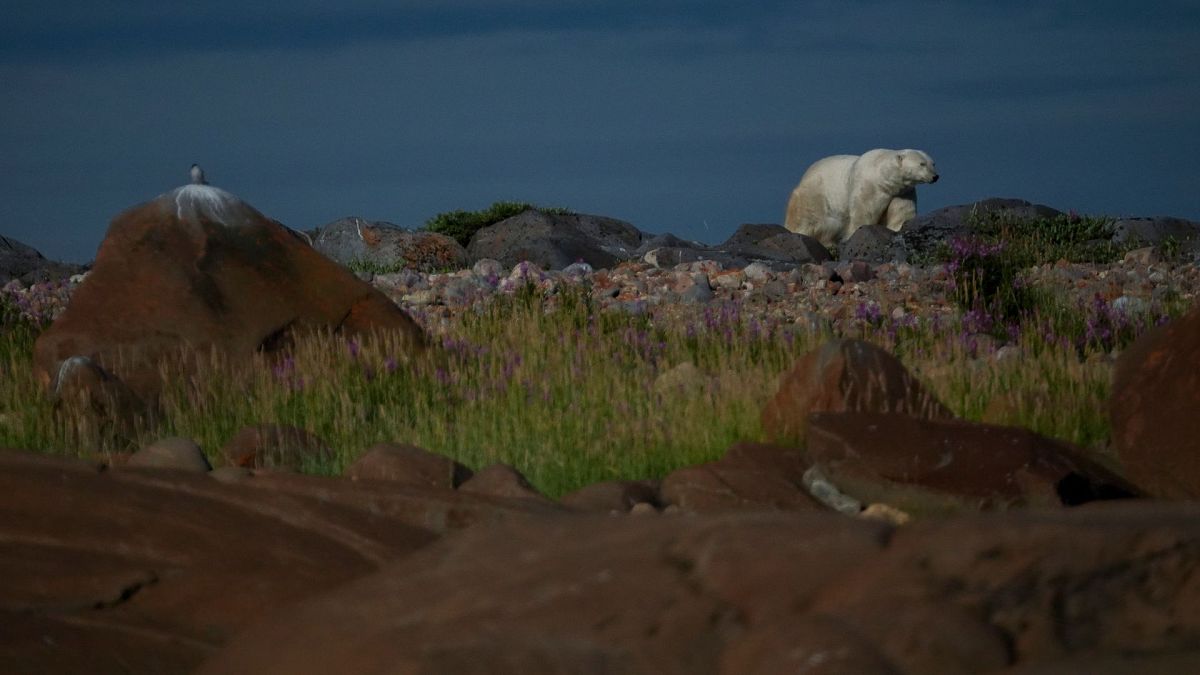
top-left (637, 225), bottom-right (830, 271)
top-left (313, 217), bottom-right (468, 272)
top-left (718, 223), bottom-right (832, 265)
top-left (1, 235), bottom-right (87, 285)
top-left (1111, 216), bottom-right (1200, 259)
top-left (838, 225), bottom-right (909, 263)
top-left (635, 233), bottom-right (722, 268)
top-left (467, 210), bottom-right (645, 270)
top-left (897, 198), bottom-right (1063, 261)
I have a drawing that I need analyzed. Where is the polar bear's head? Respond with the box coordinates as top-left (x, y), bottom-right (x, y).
top-left (897, 149), bottom-right (939, 186)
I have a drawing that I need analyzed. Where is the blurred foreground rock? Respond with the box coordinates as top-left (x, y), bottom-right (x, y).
top-left (199, 502), bottom-right (1200, 675)
top-left (1110, 303), bottom-right (1200, 498)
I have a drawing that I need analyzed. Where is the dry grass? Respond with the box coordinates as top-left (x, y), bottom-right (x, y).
top-left (0, 282), bottom-right (1176, 496)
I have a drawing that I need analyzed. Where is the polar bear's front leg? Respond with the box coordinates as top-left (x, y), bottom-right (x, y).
top-left (884, 188), bottom-right (917, 231)
top-left (847, 183), bottom-right (893, 233)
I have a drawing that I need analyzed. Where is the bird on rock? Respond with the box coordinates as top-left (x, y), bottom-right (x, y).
top-left (190, 164), bottom-right (207, 185)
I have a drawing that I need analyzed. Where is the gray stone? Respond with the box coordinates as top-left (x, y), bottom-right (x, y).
top-left (1111, 216), bottom-right (1200, 257)
top-left (841, 225), bottom-right (909, 263)
top-left (1111, 295), bottom-right (1151, 317)
top-left (743, 262), bottom-right (772, 281)
top-left (467, 210), bottom-right (645, 270)
top-left (128, 436), bottom-right (212, 472)
top-left (678, 281), bottom-right (714, 304)
top-left (471, 257), bottom-right (504, 280)
top-left (719, 223), bottom-right (832, 265)
top-left (313, 217), bottom-right (468, 272)
top-left (1, 235), bottom-right (87, 285)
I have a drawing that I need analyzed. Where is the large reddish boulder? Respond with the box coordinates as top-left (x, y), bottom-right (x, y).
top-left (0, 449), bottom-right (433, 673)
top-left (198, 503), bottom-right (1200, 674)
top-left (33, 183), bottom-right (426, 403)
top-left (199, 513), bottom-right (890, 675)
top-left (761, 338), bottom-right (953, 444)
top-left (810, 502), bottom-right (1200, 670)
top-left (0, 447), bottom-right (564, 673)
top-left (805, 413), bottom-right (1140, 515)
top-left (1110, 306), bottom-right (1200, 498)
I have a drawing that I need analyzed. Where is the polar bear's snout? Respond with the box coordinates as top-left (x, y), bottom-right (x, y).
top-left (930, 174), bottom-right (940, 183)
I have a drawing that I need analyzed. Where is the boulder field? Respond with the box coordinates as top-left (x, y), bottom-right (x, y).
top-left (5, 184), bottom-right (1200, 673)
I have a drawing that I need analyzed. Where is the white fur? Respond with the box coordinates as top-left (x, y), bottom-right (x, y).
top-left (53, 355), bottom-right (97, 395)
top-left (784, 148), bottom-right (938, 246)
top-left (170, 184), bottom-right (250, 227)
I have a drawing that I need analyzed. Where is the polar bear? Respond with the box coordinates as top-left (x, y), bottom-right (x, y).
top-left (784, 148), bottom-right (939, 246)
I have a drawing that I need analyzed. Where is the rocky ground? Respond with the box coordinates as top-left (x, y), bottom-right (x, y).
top-left (3, 188), bottom-right (1200, 673)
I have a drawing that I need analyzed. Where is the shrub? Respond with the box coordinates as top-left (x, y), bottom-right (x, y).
top-left (966, 209), bottom-right (1129, 266)
top-left (424, 201), bottom-right (573, 247)
top-left (944, 235), bottom-right (1035, 330)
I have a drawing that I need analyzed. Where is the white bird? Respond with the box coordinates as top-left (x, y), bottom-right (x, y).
top-left (190, 164), bottom-right (207, 185)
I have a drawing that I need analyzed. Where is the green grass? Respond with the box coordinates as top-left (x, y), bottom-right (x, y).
top-left (964, 210), bottom-right (1131, 266)
top-left (1, 277), bottom-right (1188, 496)
top-left (424, 201), bottom-right (573, 247)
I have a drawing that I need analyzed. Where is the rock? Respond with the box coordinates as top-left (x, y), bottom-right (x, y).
top-left (127, 436), bottom-right (211, 472)
top-left (1122, 246), bottom-right (1160, 266)
top-left (559, 479), bottom-right (662, 513)
top-left (634, 233), bottom-right (709, 267)
top-left (32, 184), bottom-right (427, 407)
top-left (996, 653), bottom-right (1200, 675)
top-left (1111, 306), bottom-right (1200, 498)
top-left (209, 466), bottom-right (253, 483)
top-left (219, 424), bottom-right (334, 471)
top-left (898, 198), bottom-right (1063, 261)
top-left (761, 339), bottom-right (953, 444)
top-left (1111, 294), bottom-right (1151, 317)
top-left (0, 234), bottom-right (86, 285)
top-left (458, 463), bottom-right (555, 505)
top-left (562, 261), bottom-right (594, 277)
top-left (719, 615), bottom-right (902, 674)
top-left (48, 355), bottom-right (147, 442)
top-left (860, 502), bottom-right (911, 525)
top-left (810, 502), bottom-right (1200, 668)
top-left (717, 223), bottom-right (832, 265)
top-left (653, 361), bottom-right (711, 395)
top-left (660, 441), bottom-right (823, 512)
top-left (839, 260), bottom-right (875, 282)
top-left (312, 217), bottom-right (469, 272)
top-left (628, 502), bottom-right (659, 516)
top-left (466, 209), bottom-right (644, 270)
top-left (200, 503), bottom-right (1200, 674)
top-left (229, 469), bottom-right (563, 534)
top-left (344, 442), bottom-right (473, 489)
top-left (806, 412), bottom-right (1140, 515)
top-left (636, 226), bottom-right (829, 271)
top-left (471, 257), bottom-right (505, 280)
top-left (678, 279), bottom-right (715, 304)
top-left (841, 224), bottom-right (909, 263)
top-left (1111, 216), bottom-right (1200, 257)
top-left (0, 449), bottom-right (438, 673)
top-left (198, 512), bottom-right (890, 674)
top-left (642, 244), bottom-right (711, 268)
top-left (742, 261), bottom-right (772, 281)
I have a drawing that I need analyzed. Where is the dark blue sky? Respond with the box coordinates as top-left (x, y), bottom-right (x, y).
top-left (4, 1), bottom-right (1199, 263)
